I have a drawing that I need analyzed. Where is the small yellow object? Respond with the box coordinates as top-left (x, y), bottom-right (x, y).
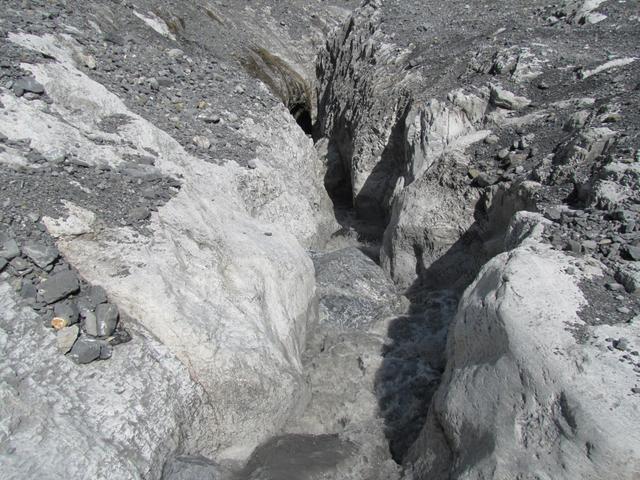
top-left (51, 317), bottom-right (69, 330)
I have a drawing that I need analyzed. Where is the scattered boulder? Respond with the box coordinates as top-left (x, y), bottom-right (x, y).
top-left (54, 302), bottom-right (79, 327)
top-left (623, 245), bottom-right (640, 261)
top-left (95, 303), bottom-right (119, 337)
top-left (82, 309), bottom-right (99, 336)
top-left (56, 325), bottom-right (79, 354)
top-left (167, 48), bottom-right (184, 59)
top-left (313, 247), bottom-right (407, 331)
top-left (489, 84), bottom-right (531, 110)
top-left (474, 172), bottom-right (499, 188)
top-left (99, 341), bottom-right (113, 360)
top-left (42, 148), bottom-right (67, 164)
top-left (77, 52), bottom-right (96, 69)
top-left (0, 237), bottom-right (20, 260)
top-left (192, 135), bottom-right (211, 150)
top-left (88, 285), bottom-right (108, 306)
top-left (12, 77), bottom-right (45, 97)
top-left (39, 270), bottom-right (80, 304)
top-left (10, 257), bottom-right (32, 274)
top-left (127, 206), bottom-right (151, 223)
top-left (614, 337), bottom-right (630, 351)
top-left (22, 242), bottom-right (59, 268)
top-left (68, 335), bottom-right (102, 364)
top-left (616, 264), bottom-right (640, 294)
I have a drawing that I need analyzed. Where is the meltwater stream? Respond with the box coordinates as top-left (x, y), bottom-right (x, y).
top-left (230, 196), bottom-right (460, 478)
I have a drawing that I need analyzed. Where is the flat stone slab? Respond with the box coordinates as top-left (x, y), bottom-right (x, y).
top-left (22, 242), bottom-right (59, 268)
top-left (39, 270), bottom-right (80, 304)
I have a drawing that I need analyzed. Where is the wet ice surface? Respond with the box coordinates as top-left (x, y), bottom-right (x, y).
top-left (240, 434), bottom-right (356, 480)
top-left (376, 290), bottom-right (458, 460)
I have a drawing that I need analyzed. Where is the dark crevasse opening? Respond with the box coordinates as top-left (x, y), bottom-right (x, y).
top-left (290, 103), bottom-right (313, 135)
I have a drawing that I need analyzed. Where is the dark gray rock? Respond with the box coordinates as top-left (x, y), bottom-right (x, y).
top-left (545, 207), bottom-right (562, 222)
top-left (42, 148), bottom-right (66, 164)
top-left (615, 338), bottom-right (630, 351)
top-left (0, 258), bottom-right (7, 271)
top-left (89, 285), bottom-right (108, 306)
top-left (566, 239), bottom-right (582, 254)
top-left (22, 242), bottom-right (59, 268)
top-left (54, 300), bottom-right (79, 325)
top-left (162, 456), bottom-right (230, 480)
top-left (623, 245), bottom-right (640, 261)
top-left (10, 257), bottom-right (32, 274)
top-left (57, 325), bottom-right (79, 354)
top-left (68, 336), bottom-right (102, 364)
top-left (107, 329), bottom-right (133, 346)
top-left (99, 342), bottom-right (113, 360)
top-left (95, 303), bottom-right (119, 337)
top-left (20, 281), bottom-right (38, 302)
top-left (82, 309), bottom-right (99, 336)
top-left (475, 173), bottom-right (498, 188)
top-left (76, 296), bottom-right (94, 314)
top-left (313, 247), bottom-right (405, 331)
top-left (39, 270), bottom-right (80, 304)
top-left (616, 265), bottom-right (640, 294)
top-left (12, 77), bottom-right (45, 96)
top-left (103, 31), bottom-right (125, 46)
top-left (0, 238), bottom-right (20, 260)
top-left (127, 206), bottom-right (151, 223)
top-left (605, 282), bottom-right (625, 292)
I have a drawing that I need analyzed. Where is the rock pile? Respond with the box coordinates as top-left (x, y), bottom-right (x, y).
top-left (1, 229), bottom-right (130, 364)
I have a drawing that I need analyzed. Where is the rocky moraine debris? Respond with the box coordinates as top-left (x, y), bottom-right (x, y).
top-left (0, 229), bottom-right (130, 364)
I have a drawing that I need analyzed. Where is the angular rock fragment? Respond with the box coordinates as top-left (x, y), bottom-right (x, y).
top-left (623, 245), bottom-right (640, 261)
top-left (54, 300), bottom-right (79, 325)
top-left (99, 342), bottom-right (113, 360)
top-left (39, 270), bottom-right (80, 304)
top-left (192, 135), bottom-right (211, 150)
top-left (13, 77), bottom-right (45, 96)
top-left (0, 238), bottom-right (20, 260)
top-left (20, 281), bottom-right (38, 302)
top-left (57, 325), bottom-right (79, 354)
top-left (107, 329), bottom-right (132, 346)
top-left (42, 148), bottom-right (66, 164)
top-left (51, 317), bottom-right (70, 330)
top-left (82, 309), bottom-right (99, 336)
top-left (615, 337), bottom-right (630, 351)
top-left (22, 242), bottom-right (59, 268)
top-left (616, 264), bottom-right (640, 294)
top-left (89, 285), bottom-right (108, 306)
top-left (10, 257), bottom-right (32, 274)
top-left (68, 335), bottom-right (102, 364)
top-left (313, 247), bottom-right (407, 331)
top-left (95, 303), bottom-right (119, 337)
top-left (127, 206), bottom-right (151, 223)
top-left (489, 85), bottom-right (531, 110)
top-left (474, 172), bottom-right (498, 188)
